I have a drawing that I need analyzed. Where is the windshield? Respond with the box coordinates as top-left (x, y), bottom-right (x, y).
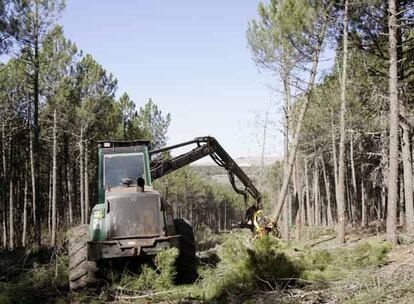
top-left (104, 153), bottom-right (145, 187)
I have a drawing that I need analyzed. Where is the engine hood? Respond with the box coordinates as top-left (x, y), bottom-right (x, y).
top-left (105, 190), bottom-right (163, 239)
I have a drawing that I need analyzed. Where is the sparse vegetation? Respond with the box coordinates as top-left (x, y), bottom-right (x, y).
top-left (302, 241), bottom-right (391, 282)
top-left (119, 248), bottom-right (178, 292)
top-left (0, 248), bottom-right (69, 303)
top-left (0, 229), bottom-right (410, 303)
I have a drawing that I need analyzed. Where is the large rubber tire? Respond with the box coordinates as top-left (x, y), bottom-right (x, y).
top-left (68, 225), bottom-right (97, 291)
top-left (174, 218), bottom-right (198, 284)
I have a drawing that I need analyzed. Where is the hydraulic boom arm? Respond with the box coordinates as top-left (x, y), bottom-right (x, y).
top-left (149, 136), bottom-right (262, 214)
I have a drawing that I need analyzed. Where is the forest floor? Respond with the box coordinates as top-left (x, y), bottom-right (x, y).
top-left (236, 232), bottom-right (414, 304)
top-left (0, 227), bottom-right (413, 303)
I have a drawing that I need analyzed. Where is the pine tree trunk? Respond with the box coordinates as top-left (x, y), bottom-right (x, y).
top-left (386, 0), bottom-right (400, 244)
top-left (48, 171), bottom-right (52, 234)
top-left (282, 195), bottom-right (290, 240)
top-left (22, 169), bottom-right (28, 247)
top-left (272, 19), bottom-right (327, 221)
top-left (29, 129), bottom-right (36, 225)
top-left (1, 122), bottom-right (7, 249)
top-left (9, 178), bottom-right (13, 250)
top-left (361, 167), bottom-right (367, 228)
top-left (331, 109), bottom-right (339, 206)
top-left (293, 160), bottom-right (301, 239)
top-left (67, 165), bottom-right (73, 226)
top-left (84, 140), bottom-right (89, 223)
top-left (33, 4), bottom-right (41, 249)
top-left (395, 0), bottom-right (414, 234)
top-left (299, 166), bottom-right (306, 228)
top-left (2, 207), bottom-right (5, 249)
top-left (51, 109), bottom-right (57, 246)
top-left (337, 0), bottom-right (349, 243)
top-left (313, 164), bottom-right (320, 226)
top-left (259, 106), bottom-right (269, 190)
top-left (321, 155), bottom-right (334, 227)
top-left (350, 131), bottom-right (358, 220)
top-left (401, 115), bottom-right (414, 233)
top-left (381, 132), bottom-right (388, 221)
top-left (282, 73), bottom-right (290, 234)
top-left (224, 201), bottom-right (227, 230)
top-left (381, 184), bottom-right (386, 220)
top-left (79, 129), bottom-right (85, 225)
top-left (399, 177), bottom-right (405, 226)
top-left (305, 159), bottom-right (312, 226)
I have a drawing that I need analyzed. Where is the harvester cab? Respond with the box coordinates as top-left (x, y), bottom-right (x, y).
top-left (90, 140), bottom-right (162, 242)
top-left (87, 140), bottom-right (178, 258)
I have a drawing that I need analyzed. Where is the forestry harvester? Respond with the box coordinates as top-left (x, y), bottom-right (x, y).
top-left (67, 136), bottom-right (276, 291)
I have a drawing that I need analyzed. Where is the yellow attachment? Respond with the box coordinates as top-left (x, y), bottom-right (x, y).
top-left (252, 210), bottom-right (279, 238)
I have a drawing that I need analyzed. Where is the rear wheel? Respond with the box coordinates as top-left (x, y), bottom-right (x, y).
top-left (68, 225), bottom-right (97, 291)
top-left (174, 218), bottom-right (198, 284)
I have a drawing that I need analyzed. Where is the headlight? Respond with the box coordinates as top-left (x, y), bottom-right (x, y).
top-left (94, 210), bottom-right (104, 219)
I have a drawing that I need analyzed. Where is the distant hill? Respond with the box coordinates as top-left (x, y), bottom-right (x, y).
top-left (233, 155), bottom-right (281, 167)
top-left (191, 155), bottom-right (281, 186)
top-left (192, 155), bottom-right (281, 167)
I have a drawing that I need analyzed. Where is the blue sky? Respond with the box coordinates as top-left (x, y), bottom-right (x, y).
top-left (61, 0), bottom-right (283, 158)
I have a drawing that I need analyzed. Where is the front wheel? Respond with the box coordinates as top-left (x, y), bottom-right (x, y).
top-left (67, 225), bottom-right (97, 291)
top-left (173, 219), bottom-right (198, 284)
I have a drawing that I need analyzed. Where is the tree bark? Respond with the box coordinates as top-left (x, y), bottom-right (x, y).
top-left (293, 159), bottom-right (301, 238)
top-left (313, 163), bottom-right (320, 226)
top-left (272, 20), bottom-right (326, 221)
top-left (350, 131), bottom-right (358, 220)
top-left (67, 164), bottom-right (73, 226)
top-left (321, 155), bottom-right (334, 227)
top-left (48, 171), bottom-right (52, 234)
top-left (282, 71), bottom-right (291, 237)
top-left (79, 129), bottom-right (85, 225)
top-left (9, 178), bottom-right (13, 250)
top-left (361, 167), bottom-right (367, 228)
top-left (22, 167), bottom-right (28, 247)
top-left (282, 195), bottom-right (290, 240)
top-left (331, 109), bottom-right (339, 206)
top-left (33, 2), bottom-right (41, 249)
top-left (337, 0), bottom-right (349, 243)
top-left (1, 122), bottom-right (7, 249)
top-left (386, 0), bottom-right (400, 244)
top-left (305, 159), bottom-right (312, 226)
top-left (259, 106), bottom-right (270, 190)
top-left (401, 112), bottom-right (414, 233)
top-left (29, 125), bottom-right (36, 223)
top-left (51, 109), bottom-right (57, 246)
top-left (399, 177), bottom-right (405, 226)
top-left (84, 140), bottom-right (89, 223)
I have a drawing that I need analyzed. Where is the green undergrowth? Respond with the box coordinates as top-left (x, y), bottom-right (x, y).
top-left (120, 233), bottom-right (392, 302)
top-left (0, 247), bottom-right (69, 304)
top-left (0, 232), bottom-right (393, 303)
top-left (119, 248), bottom-right (178, 292)
top-left (302, 241), bottom-right (391, 282)
top-left (198, 234), bottom-right (304, 300)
